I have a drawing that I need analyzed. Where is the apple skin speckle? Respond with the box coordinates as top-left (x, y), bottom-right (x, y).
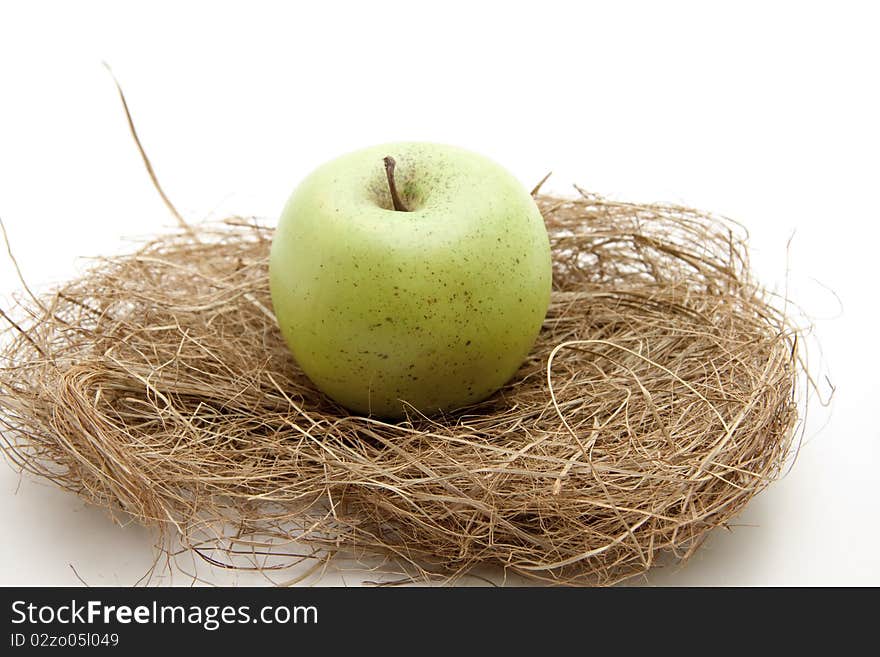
top-left (269, 142), bottom-right (552, 419)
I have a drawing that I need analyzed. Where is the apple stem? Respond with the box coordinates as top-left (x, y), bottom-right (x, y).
top-left (383, 156), bottom-right (409, 212)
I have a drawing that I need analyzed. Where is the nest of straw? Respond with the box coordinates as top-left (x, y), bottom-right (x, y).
top-left (0, 192), bottom-right (800, 585)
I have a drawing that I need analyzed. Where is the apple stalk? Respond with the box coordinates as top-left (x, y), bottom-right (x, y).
top-left (383, 156), bottom-right (409, 212)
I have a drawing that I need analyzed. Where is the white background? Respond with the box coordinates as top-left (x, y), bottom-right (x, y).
top-left (0, 1), bottom-right (877, 586)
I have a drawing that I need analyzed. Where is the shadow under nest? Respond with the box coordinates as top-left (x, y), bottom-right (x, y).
top-left (0, 192), bottom-right (801, 585)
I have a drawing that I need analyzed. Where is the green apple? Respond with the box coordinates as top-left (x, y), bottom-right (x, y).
top-left (269, 142), bottom-right (551, 419)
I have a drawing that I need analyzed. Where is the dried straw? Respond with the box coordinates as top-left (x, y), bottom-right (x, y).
top-left (0, 190), bottom-right (802, 585)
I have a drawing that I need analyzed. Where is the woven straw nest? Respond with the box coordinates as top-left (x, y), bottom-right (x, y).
top-left (0, 191), bottom-right (802, 585)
